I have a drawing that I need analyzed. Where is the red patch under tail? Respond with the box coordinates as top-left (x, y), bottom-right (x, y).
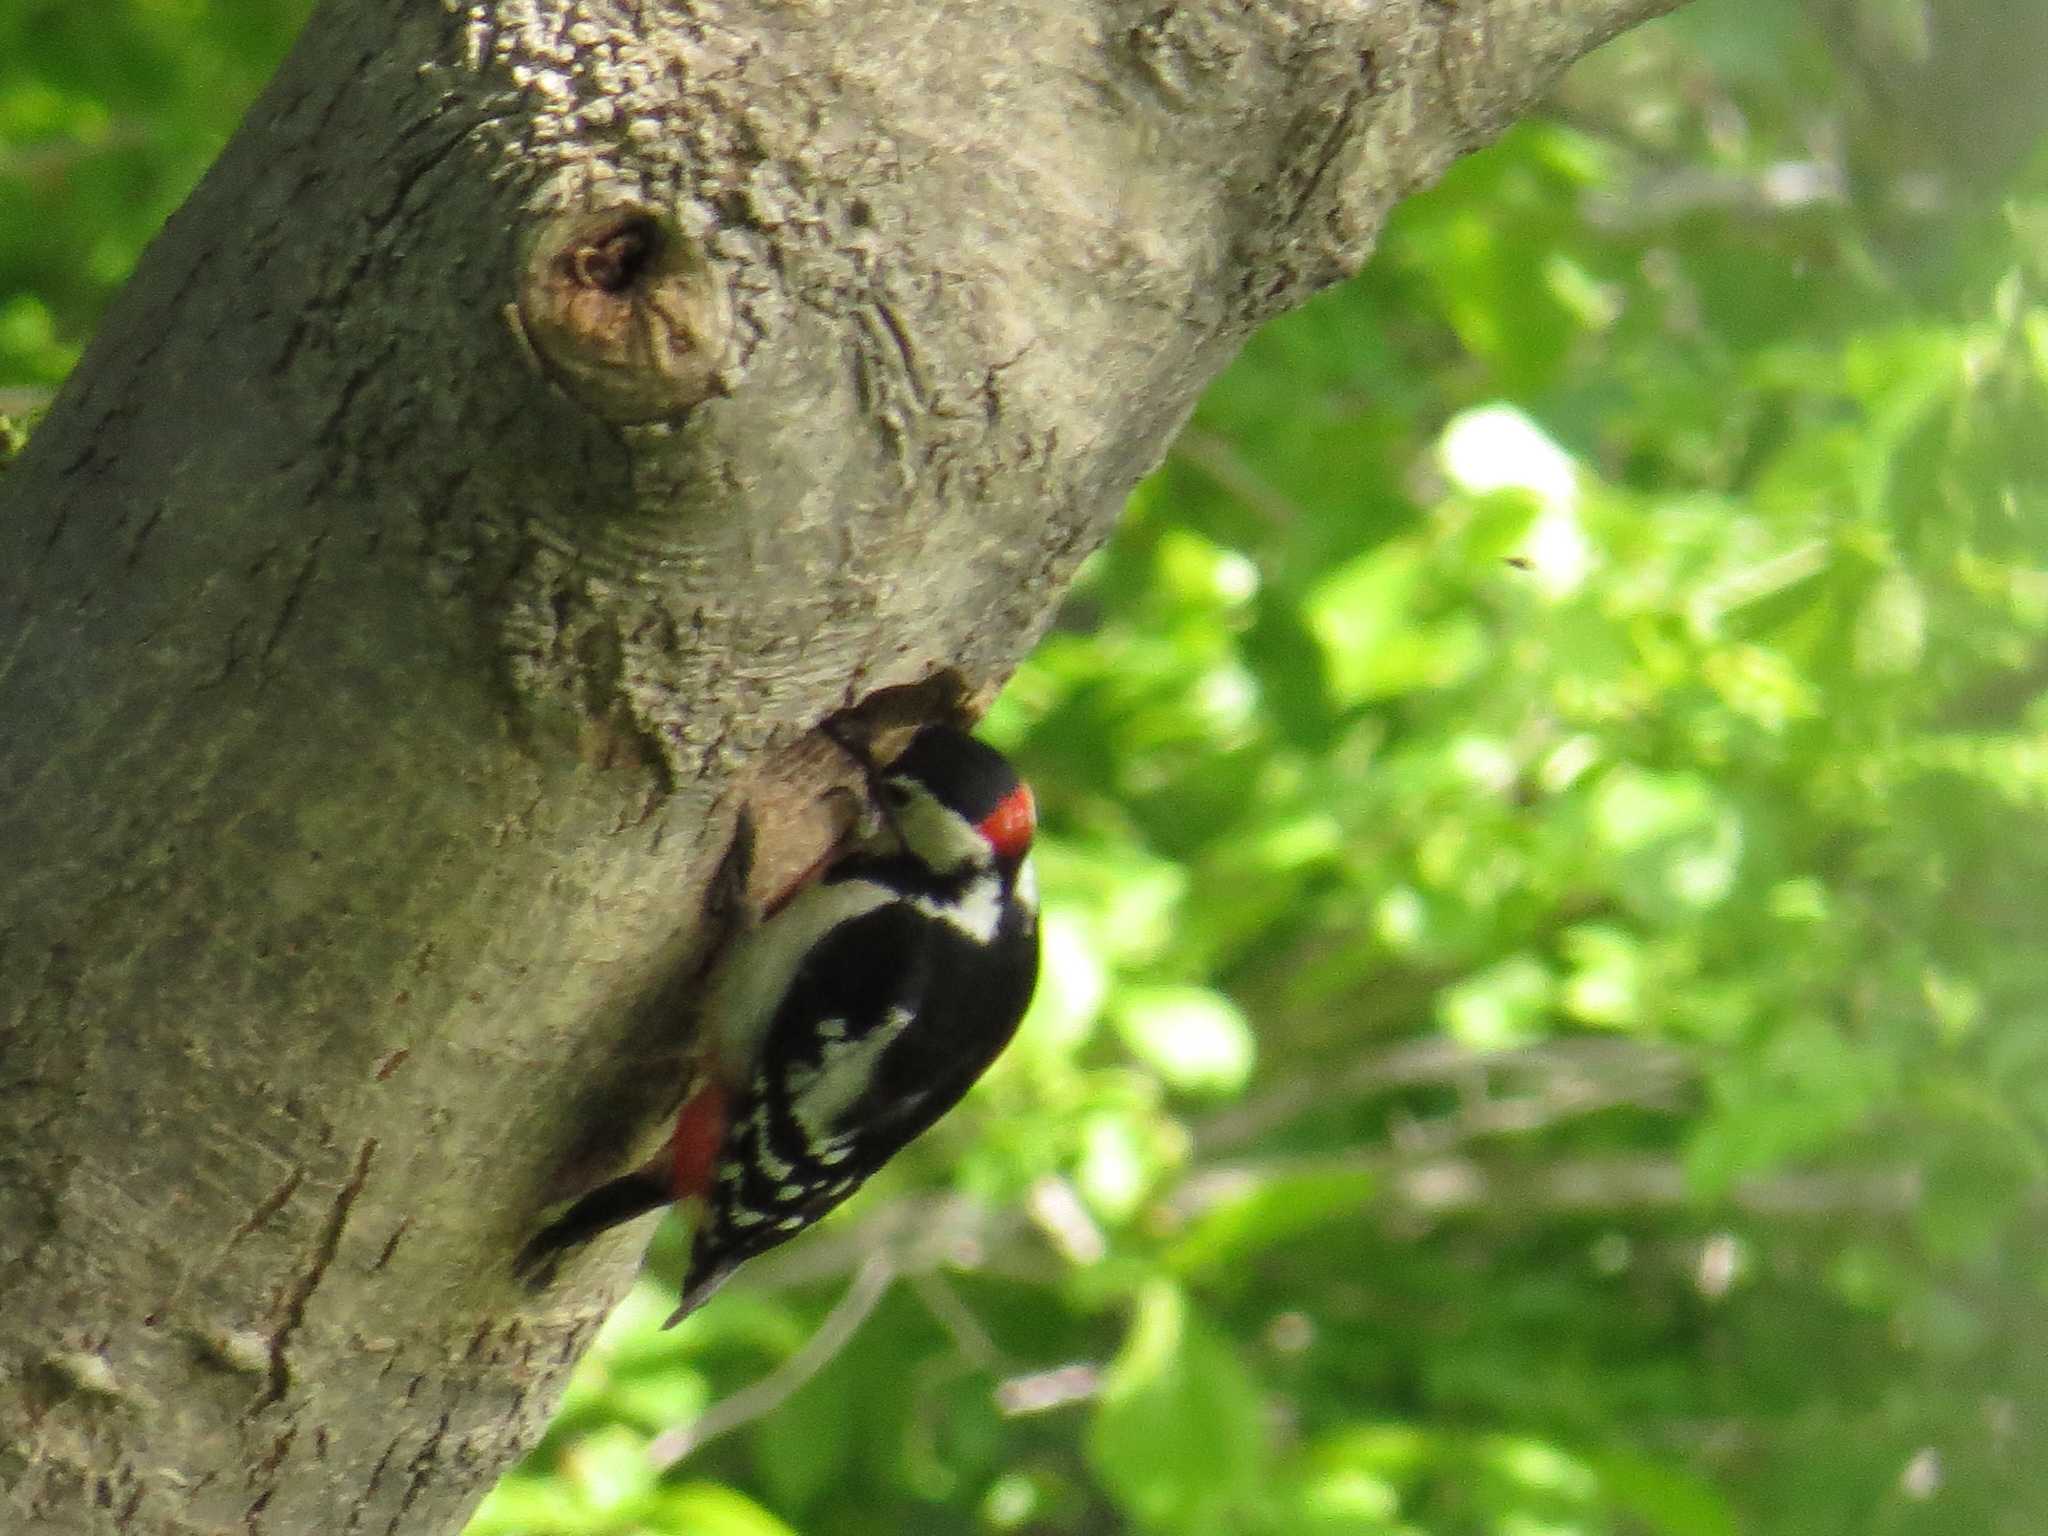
top-left (669, 1081), bottom-right (730, 1202)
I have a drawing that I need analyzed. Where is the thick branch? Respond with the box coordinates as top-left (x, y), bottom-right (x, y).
top-left (0, 0), bottom-right (1684, 1531)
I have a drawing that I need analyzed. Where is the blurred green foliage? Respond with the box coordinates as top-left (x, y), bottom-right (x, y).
top-left (7, 0), bottom-right (2047, 1532)
top-left (0, 0), bottom-right (308, 387)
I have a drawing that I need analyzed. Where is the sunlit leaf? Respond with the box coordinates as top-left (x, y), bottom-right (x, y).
top-left (1437, 954), bottom-right (1554, 1050)
top-left (647, 1483), bottom-right (801, 1536)
top-left (562, 1427), bottom-right (653, 1515)
top-left (1167, 1166), bottom-right (1378, 1276)
top-left (1112, 985), bottom-right (1257, 1094)
top-left (1086, 1282), bottom-right (1269, 1529)
top-left (464, 1475), bottom-right (602, 1536)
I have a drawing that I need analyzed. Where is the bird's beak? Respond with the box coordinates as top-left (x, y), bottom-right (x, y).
top-left (819, 719), bottom-right (891, 833)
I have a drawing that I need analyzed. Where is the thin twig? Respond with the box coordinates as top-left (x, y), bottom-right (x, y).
top-left (908, 1271), bottom-right (1002, 1369)
top-left (647, 1255), bottom-right (895, 1470)
top-left (1172, 1152), bottom-right (1922, 1225)
top-left (996, 1362), bottom-right (1103, 1417)
top-left (1171, 429), bottom-right (1307, 527)
top-left (1195, 1036), bottom-right (1692, 1153)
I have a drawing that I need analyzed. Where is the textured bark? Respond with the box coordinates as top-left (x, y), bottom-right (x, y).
top-left (0, 0), bottom-right (1681, 1530)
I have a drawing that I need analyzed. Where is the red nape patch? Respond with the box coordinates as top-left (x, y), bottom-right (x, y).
top-left (977, 783), bottom-right (1037, 861)
top-left (669, 1083), bottom-right (730, 1201)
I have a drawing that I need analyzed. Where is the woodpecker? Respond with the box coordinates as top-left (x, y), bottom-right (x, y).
top-left (518, 723), bottom-right (1040, 1322)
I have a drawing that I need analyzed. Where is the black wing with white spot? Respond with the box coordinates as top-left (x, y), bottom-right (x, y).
top-left (678, 898), bottom-right (941, 1307)
top-left (675, 879), bottom-right (1038, 1319)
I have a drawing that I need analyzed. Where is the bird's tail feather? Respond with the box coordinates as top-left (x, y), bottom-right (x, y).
top-left (663, 1257), bottom-right (735, 1328)
top-left (514, 1168), bottom-right (671, 1286)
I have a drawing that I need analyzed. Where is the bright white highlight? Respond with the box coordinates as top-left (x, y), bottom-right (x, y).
top-left (1439, 403), bottom-right (1591, 599)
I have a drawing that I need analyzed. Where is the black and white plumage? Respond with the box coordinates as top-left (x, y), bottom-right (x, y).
top-left (518, 724), bottom-right (1040, 1323)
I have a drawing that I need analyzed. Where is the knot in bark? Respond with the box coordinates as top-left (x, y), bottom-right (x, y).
top-left (515, 204), bottom-right (733, 424)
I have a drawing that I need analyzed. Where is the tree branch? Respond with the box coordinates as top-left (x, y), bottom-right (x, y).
top-left (646, 1256), bottom-right (896, 1470)
top-left (0, 0), bottom-right (1692, 1529)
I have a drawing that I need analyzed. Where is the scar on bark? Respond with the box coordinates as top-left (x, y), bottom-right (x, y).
top-left (228, 1166), bottom-right (307, 1247)
top-left (261, 1139), bottom-right (376, 1408)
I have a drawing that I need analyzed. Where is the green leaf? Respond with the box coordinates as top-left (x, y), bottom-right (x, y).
top-left (1557, 924), bottom-right (1646, 1029)
top-left (1288, 1467), bottom-right (1404, 1534)
top-left (1086, 1282), bottom-right (1269, 1531)
top-left (1436, 954), bottom-right (1554, 1050)
top-left (647, 1483), bottom-right (802, 1536)
top-left (1076, 1109), bottom-right (1160, 1221)
top-left (750, 1329), bottom-right (855, 1513)
top-left (1301, 542), bottom-right (1427, 705)
top-left (1585, 1450), bottom-right (1739, 1536)
top-left (1851, 570), bottom-right (1928, 676)
top-left (1589, 767), bottom-right (1745, 917)
top-left (463, 1474), bottom-right (603, 1536)
top-left (1112, 985), bottom-right (1257, 1093)
top-left (1167, 1166), bottom-right (1378, 1276)
top-left (562, 1427), bottom-right (654, 1515)
top-left (1012, 904), bottom-right (1109, 1070)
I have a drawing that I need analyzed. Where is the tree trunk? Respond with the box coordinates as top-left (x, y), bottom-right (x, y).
top-left (0, 0), bottom-right (1680, 1530)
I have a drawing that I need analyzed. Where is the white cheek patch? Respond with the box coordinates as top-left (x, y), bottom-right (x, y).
top-left (892, 788), bottom-right (990, 872)
top-left (913, 872), bottom-right (1003, 944)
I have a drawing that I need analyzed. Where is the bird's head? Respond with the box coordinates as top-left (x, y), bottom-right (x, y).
top-left (872, 724), bottom-right (1036, 876)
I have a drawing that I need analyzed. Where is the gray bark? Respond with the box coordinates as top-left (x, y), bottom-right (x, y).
top-left (0, 0), bottom-right (1680, 1530)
